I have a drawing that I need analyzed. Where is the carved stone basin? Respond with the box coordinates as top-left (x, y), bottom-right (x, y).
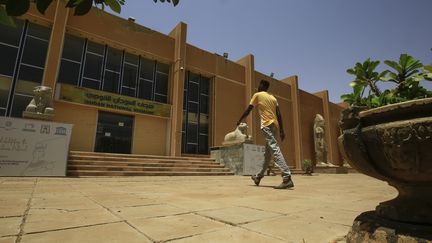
top-left (339, 98), bottom-right (432, 224)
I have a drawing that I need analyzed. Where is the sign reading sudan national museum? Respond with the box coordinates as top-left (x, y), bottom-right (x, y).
top-left (56, 84), bottom-right (171, 118)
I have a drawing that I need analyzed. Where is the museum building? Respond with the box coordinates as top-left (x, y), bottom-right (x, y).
top-left (0, 2), bottom-right (344, 170)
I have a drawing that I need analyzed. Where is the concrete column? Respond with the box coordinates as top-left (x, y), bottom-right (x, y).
top-left (42, 0), bottom-right (69, 89)
top-left (168, 22), bottom-right (187, 156)
top-left (281, 76), bottom-right (302, 169)
top-left (236, 54), bottom-right (256, 142)
top-left (314, 90), bottom-right (336, 164)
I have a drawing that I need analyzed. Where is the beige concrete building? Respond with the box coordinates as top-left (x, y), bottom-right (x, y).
top-left (0, 2), bottom-right (344, 170)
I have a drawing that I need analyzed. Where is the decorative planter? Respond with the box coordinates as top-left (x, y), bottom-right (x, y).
top-left (339, 98), bottom-right (432, 225)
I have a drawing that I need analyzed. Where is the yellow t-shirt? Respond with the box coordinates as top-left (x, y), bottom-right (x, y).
top-left (249, 91), bottom-right (279, 129)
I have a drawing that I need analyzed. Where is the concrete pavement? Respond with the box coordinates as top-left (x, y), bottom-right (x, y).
top-left (0, 174), bottom-right (397, 243)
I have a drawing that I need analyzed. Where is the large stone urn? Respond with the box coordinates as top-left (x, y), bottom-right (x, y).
top-left (339, 98), bottom-right (432, 241)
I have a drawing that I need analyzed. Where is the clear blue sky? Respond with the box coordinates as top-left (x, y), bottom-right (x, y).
top-left (114, 0), bottom-right (432, 103)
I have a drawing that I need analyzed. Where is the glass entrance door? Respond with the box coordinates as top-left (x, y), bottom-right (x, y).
top-left (95, 111), bottom-right (134, 154)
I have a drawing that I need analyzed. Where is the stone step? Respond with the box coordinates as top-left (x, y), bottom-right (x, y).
top-left (68, 160), bottom-right (225, 168)
top-left (68, 155), bottom-right (217, 165)
top-left (68, 165), bottom-right (231, 172)
top-left (69, 151), bottom-right (214, 161)
top-left (68, 170), bottom-right (234, 177)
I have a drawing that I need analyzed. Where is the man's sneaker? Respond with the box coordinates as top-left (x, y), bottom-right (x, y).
top-left (274, 177), bottom-right (294, 189)
top-left (251, 175), bottom-right (262, 186)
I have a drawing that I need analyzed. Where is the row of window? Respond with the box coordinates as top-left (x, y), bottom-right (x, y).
top-left (0, 20), bottom-right (51, 117)
top-left (58, 34), bottom-right (170, 103)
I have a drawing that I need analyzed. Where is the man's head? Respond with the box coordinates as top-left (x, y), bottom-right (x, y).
top-left (258, 80), bottom-right (270, 92)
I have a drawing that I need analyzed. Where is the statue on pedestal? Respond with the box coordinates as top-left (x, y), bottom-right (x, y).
top-left (313, 114), bottom-right (332, 166)
top-left (222, 122), bottom-right (252, 146)
top-left (22, 86), bottom-right (54, 120)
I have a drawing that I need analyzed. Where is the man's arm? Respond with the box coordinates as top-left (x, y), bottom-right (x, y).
top-left (276, 106), bottom-right (285, 141)
top-left (237, 105), bottom-right (254, 125)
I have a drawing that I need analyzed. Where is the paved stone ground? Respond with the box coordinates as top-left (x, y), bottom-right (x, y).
top-left (0, 174), bottom-right (396, 243)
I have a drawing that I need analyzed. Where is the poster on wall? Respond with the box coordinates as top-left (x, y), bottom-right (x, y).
top-left (0, 117), bottom-right (73, 177)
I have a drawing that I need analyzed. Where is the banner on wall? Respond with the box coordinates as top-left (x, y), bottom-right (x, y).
top-left (0, 117), bottom-right (73, 176)
top-left (56, 84), bottom-right (171, 118)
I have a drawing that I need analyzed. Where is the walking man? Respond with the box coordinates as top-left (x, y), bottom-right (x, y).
top-left (237, 80), bottom-right (294, 189)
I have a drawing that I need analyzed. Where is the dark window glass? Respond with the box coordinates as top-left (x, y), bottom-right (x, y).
top-left (200, 95), bottom-right (208, 114)
top-left (27, 22), bottom-right (51, 40)
top-left (140, 58), bottom-right (154, 80)
top-left (188, 102), bottom-right (198, 115)
top-left (124, 53), bottom-right (138, 64)
top-left (106, 47), bottom-right (122, 71)
top-left (198, 135), bottom-right (208, 154)
top-left (0, 108), bottom-right (5, 116)
top-left (181, 131), bottom-right (186, 151)
top-left (83, 53), bottom-right (103, 80)
top-left (0, 45), bottom-right (18, 76)
top-left (155, 73), bottom-right (168, 96)
top-left (103, 71), bottom-right (120, 93)
top-left (10, 94), bottom-right (32, 118)
top-left (188, 82), bottom-right (199, 102)
top-left (154, 94), bottom-right (167, 103)
top-left (183, 90), bottom-right (187, 108)
top-left (121, 87), bottom-right (135, 97)
top-left (18, 65), bottom-right (43, 84)
top-left (138, 79), bottom-right (152, 100)
top-left (58, 60), bottom-right (80, 85)
top-left (200, 77), bottom-right (209, 94)
top-left (122, 64), bottom-right (137, 88)
top-left (0, 77), bottom-right (12, 108)
top-left (82, 78), bottom-right (100, 89)
top-left (199, 114), bottom-right (208, 134)
top-left (21, 37), bottom-right (48, 67)
top-left (62, 34), bottom-right (84, 61)
top-left (0, 19), bottom-right (24, 46)
top-left (189, 73), bottom-right (200, 83)
top-left (87, 41), bottom-right (104, 55)
top-left (187, 123), bottom-right (198, 143)
top-left (156, 62), bottom-right (169, 74)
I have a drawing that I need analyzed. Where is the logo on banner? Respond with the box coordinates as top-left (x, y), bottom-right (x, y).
top-left (0, 121), bottom-right (16, 131)
top-left (40, 125), bottom-right (51, 134)
top-left (55, 127), bottom-right (67, 136)
top-left (22, 123), bottom-right (36, 132)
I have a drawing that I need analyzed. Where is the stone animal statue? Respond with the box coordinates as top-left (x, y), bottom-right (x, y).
top-left (222, 122), bottom-right (252, 145)
top-left (25, 86), bottom-right (54, 115)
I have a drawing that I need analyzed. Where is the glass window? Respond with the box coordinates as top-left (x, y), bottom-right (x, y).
top-left (0, 108), bottom-right (5, 116)
top-left (156, 62), bottom-right (169, 74)
top-left (58, 60), bottom-right (80, 85)
top-left (198, 135), bottom-right (208, 154)
top-left (200, 77), bottom-right (209, 94)
top-left (0, 19), bottom-right (24, 46)
top-left (124, 53), bottom-right (138, 64)
top-left (140, 58), bottom-right (154, 80)
top-left (21, 36), bottom-right (48, 67)
top-left (121, 87), bottom-right (135, 97)
top-left (154, 94), bottom-right (167, 103)
top-left (62, 34), bottom-right (85, 61)
top-left (27, 22), bottom-right (51, 40)
top-left (103, 70), bottom-right (120, 93)
top-left (87, 41), bottom-right (104, 55)
top-left (200, 95), bottom-right (208, 114)
top-left (10, 94), bottom-right (32, 118)
top-left (105, 47), bottom-right (122, 71)
top-left (122, 64), bottom-right (137, 89)
top-left (187, 123), bottom-right (198, 143)
top-left (138, 79), bottom-right (152, 100)
top-left (83, 53), bottom-right (103, 81)
top-left (17, 65), bottom-right (43, 86)
top-left (82, 78), bottom-right (100, 90)
top-left (0, 76), bottom-right (12, 108)
top-left (155, 73), bottom-right (168, 96)
top-left (0, 45), bottom-right (18, 76)
top-left (188, 82), bottom-right (199, 102)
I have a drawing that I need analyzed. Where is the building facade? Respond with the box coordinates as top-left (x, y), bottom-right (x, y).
top-left (0, 2), bottom-right (345, 170)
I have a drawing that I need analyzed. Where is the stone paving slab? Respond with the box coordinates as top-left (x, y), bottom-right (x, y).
top-left (0, 174), bottom-right (397, 242)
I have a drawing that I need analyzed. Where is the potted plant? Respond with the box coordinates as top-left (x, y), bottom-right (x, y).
top-left (301, 159), bottom-right (313, 175)
top-left (339, 54), bottom-right (432, 240)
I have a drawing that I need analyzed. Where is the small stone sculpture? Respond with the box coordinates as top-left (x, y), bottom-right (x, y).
top-left (314, 114), bottom-right (329, 166)
top-left (222, 122), bottom-right (252, 145)
top-left (22, 86), bottom-right (54, 120)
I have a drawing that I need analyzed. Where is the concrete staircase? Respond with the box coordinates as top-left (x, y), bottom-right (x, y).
top-left (67, 151), bottom-right (234, 177)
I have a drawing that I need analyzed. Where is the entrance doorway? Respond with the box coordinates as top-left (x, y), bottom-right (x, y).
top-left (95, 111), bottom-right (134, 154)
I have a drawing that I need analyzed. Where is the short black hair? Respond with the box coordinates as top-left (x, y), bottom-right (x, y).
top-left (258, 80), bottom-right (270, 91)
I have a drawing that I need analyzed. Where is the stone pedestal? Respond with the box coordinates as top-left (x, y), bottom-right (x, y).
top-left (346, 211), bottom-right (432, 243)
top-left (211, 143), bottom-right (264, 175)
top-left (314, 164), bottom-right (348, 174)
